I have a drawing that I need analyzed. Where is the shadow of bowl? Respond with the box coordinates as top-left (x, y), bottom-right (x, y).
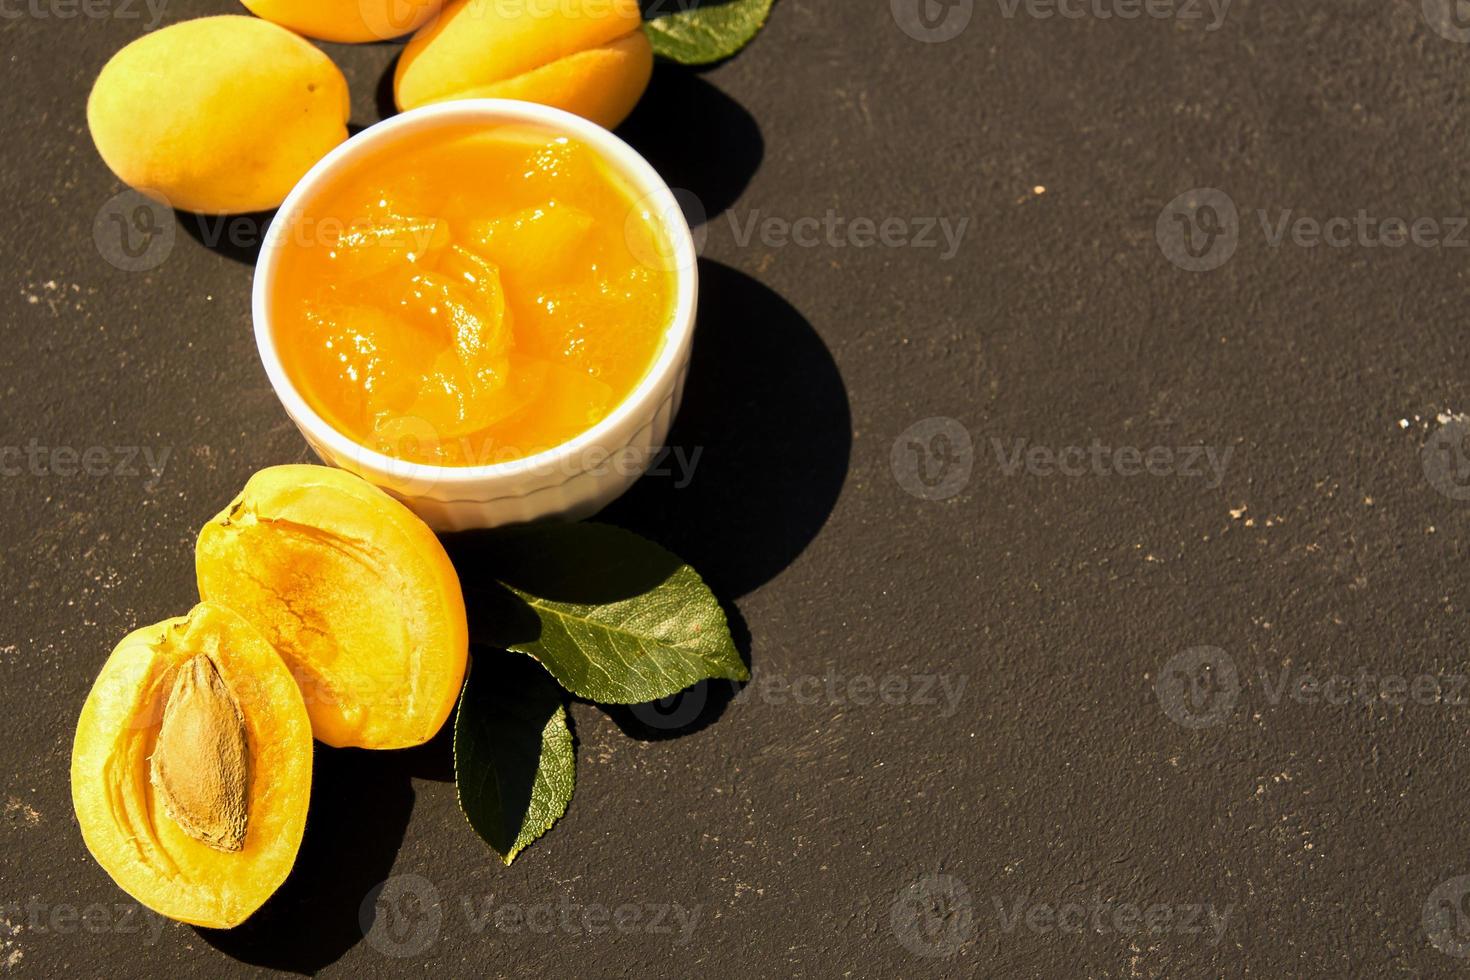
top-left (601, 259), bottom-right (851, 600)
top-left (616, 61), bottom-right (765, 226)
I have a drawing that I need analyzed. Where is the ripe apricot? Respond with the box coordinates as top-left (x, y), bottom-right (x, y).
top-left (242, 0), bottom-right (444, 43)
top-left (87, 16), bottom-right (350, 214)
top-left (394, 0), bottom-right (652, 129)
top-left (71, 602), bottom-right (312, 929)
top-left (195, 465), bottom-right (468, 749)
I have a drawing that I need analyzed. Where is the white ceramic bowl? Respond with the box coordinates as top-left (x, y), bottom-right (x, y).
top-left (253, 99), bottom-right (698, 531)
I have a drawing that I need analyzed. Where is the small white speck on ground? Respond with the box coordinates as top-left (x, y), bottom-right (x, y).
top-left (4, 796), bottom-right (40, 826)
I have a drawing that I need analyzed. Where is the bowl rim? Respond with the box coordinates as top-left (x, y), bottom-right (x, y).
top-left (252, 98), bottom-right (699, 488)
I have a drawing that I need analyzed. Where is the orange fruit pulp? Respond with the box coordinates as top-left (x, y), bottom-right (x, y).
top-left (270, 124), bottom-right (677, 467)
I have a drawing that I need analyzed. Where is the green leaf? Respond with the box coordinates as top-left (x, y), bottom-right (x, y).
top-left (454, 652), bottom-right (575, 865)
top-left (461, 523), bottom-right (747, 704)
top-left (642, 0), bottom-right (774, 66)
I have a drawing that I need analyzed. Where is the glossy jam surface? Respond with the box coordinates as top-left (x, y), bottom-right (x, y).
top-left (271, 126), bottom-right (675, 467)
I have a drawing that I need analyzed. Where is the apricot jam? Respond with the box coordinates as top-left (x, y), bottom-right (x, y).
top-left (271, 125), bottom-right (675, 466)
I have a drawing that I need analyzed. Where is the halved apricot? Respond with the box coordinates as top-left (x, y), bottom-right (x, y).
top-left (195, 465), bottom-right (468, 749)
top-left (393, 0), bottom-right (652, 128)
top-left (71, 602), bottom-right (312, 929)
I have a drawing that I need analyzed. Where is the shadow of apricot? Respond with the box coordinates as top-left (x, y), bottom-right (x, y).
top-left (175, 208), bottom-right (276, 267)
top-left (373, 50), bottom-right (402, 121)
top-left (617, 61), bottom-right (764, 226)
top-left (196, 742), bottom-right (423, 973)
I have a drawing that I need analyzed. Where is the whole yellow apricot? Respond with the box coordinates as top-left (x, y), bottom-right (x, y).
top-left (87, 16), bottom-right (350, 215)
top-left (394, 0), bottom-right (652, 129)
top-left (241, 0), bottom-right (444, 43)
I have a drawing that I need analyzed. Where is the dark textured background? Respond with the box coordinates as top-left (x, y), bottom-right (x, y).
top-left (8, 0), bottom-right (1470, 975)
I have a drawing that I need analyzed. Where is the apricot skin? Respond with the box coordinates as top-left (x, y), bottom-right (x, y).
top-left (71, 602), bottom-right (312, 929)
top-left (195, 465), bottom-right (469, 750)
top-left (394, 0), bottom-right (652, 129)
top-left (87, 16), bottom-right (350, 214)
top-left (242, 0), bottom-right (444, 43)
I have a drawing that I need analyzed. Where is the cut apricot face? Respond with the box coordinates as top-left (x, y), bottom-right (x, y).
top-left (195, 465), bottom-right (469, 750)
top-left (70, 602), bottom-right (312, 929)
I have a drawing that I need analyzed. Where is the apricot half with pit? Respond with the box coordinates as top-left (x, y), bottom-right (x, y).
top-left (71, 602), bottom-right (312, 929)
top-left (195, 465), bottom-right (468, 750)
top-left (394, 0), bottom-right (652, 129)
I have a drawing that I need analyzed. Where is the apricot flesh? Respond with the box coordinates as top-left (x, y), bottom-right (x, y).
top-left (71, 602), bottom-right (312, 929)
top-left (195, 465), bottom-right (469, 749)
top-left (242, 0), bottom-right (444, 43)
top-left (87, 16), bottom-right (350, 214)
top-left (394, 0), bottom-right (652, 129)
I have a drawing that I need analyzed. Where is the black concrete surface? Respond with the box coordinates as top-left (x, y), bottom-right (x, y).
top-left (7, 0), bottom-right (1470, 975)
